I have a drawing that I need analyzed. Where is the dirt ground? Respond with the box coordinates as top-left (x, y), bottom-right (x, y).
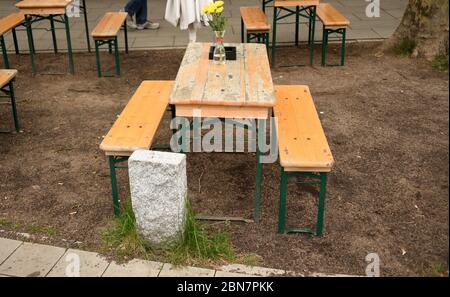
top-left (0, 42), bottom-right (448, 276)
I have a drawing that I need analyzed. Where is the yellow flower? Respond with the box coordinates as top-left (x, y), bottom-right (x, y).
top-left (215, 1), bottom-right (224, 8)
top-left (216, 7), bottom-right (224, 13)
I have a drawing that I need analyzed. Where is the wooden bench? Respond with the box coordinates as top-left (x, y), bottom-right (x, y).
top-left (0, 69), bottom-right (20, 132)
top-left (92, 12), bottom-right (129, 77)
top-left (240, 7), bottom-right (270, 49)
top-left (0, 13), bottom-right (25, 69)
top-left (100, 80), bottom-right (174, 216)
top-left (273, 85), bottom-right (334, 236)
top-left (316, 3), bottom-right (350, 66)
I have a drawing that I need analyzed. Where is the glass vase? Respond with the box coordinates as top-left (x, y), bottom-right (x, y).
top-left (213, 30), bottom-right (226, 65)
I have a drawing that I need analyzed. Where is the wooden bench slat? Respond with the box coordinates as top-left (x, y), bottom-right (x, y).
top-left (92, 12), bottom-right (127, 39)
top-left (240, 7), bottom-right (270, 32)
top-left (99, 80), bottom-right (173, 156)
top-left (274, 85), bottom-right (334, 171)
top-left (0, 69), bottom-right (18, 88)
top-left (317, 3), bottom-right (350, 27)
top-left (0, 13), bottom-right (25, 37)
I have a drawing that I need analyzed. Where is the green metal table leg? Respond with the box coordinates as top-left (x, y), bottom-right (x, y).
top-left (295, 6), bottom-right (299, 46)
top-left (12, 28), bottom-right (19, 54)
top-left (123, 22), bottom-right (129, 54)
top-left (108, 156), bottom-right (120, 217)
top-left (94, 40), bottom-right (102, 77)
top-left (309, 5), bottom-right (316, 66)
top-left (63, 14), bottom-right (74, 74)
top-left (321, 27), bottom-right (327, 67)
top-left (0, 36), bottom-right (10, 69)
top-left (254, 126), bottom-right (264, 223)
top-left (25, 16), bottom-right (36, 75)
top-left (271, 6), bottom-right (277, 66)
top-left (278, 168), bottom-right (288, 233)
top-left (114, 37), bottom-right (121, 76)
top-left (308, 11), bottom-right (313, 45)
top-left (81, 0), bottom-right (91, 52)
top-left (108, 41), bottom-right (113, 54)
top-left (50, 15), bottom-right (58, 54)
top-left (9, 81), bottom-right (20, 132)
top-left (341, 28), bottom-right (346, 66)
top-left (315, 173), bottom-right (328, 236)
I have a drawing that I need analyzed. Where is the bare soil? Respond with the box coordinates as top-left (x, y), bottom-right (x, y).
top-left (0, 42), bottom-right (448, 276)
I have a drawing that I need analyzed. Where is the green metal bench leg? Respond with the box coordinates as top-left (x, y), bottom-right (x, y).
top-left (25, 16), bottom-right (36, 75)
top-left (12, 28), bottom-right (19, 55)
top-left (50, 15), bottom-right (58, 54)
top-left (265, 33), bottom-right (270, 54)
top-left (309, 5), bottom-right (316, 66)
top-left (341, 28), bottom-right (346, 66)
top-left (271, 6), bottom-right (277, 66)
top-left (9, 81), bottom-right (20, 132)
top-left (321, 27), bottom-right (327, 67)
top-left (114, 37), bottom-right (121, 76)
top-left (0, 36), bottom-right (10, 69)
top-left (81, 0), bottom-right (91, 52)
top-left (124, 22), bottom-right (129, 54)
top-left (241, 18), bottom-right (244, 43)
top-left (315, 173), bottom-right (328, 236)
top-left (108, 156), bottom-right (120, 217)
top-left (295, 6), bottom-right (299, 46)
top-left (63, 13), bottom-right (74, 74)
top-left (278, 168), bottom-right (288, 233)
top-left (94, 40), bottom-right (102, 77)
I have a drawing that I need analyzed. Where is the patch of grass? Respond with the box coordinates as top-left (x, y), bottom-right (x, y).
top-left (431, 263), bottom-right (449, 277)
top-left (102, 198), bottom-right (235, 266)
top-left (393, 39), bottom-right (416, 56)
top-left (432, 55), bottom-right (449, 71)
top-left (0, 218), bottom-right (21, 230)
top-left (28, 224), bottom-right (57, 237)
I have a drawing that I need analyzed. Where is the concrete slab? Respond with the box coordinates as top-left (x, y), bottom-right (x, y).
top-left (0, 238), bottom-right (22, 265)
top-left (0, 242), bottom-right (65, 277)
top-left (0, 0), bottom-right (408, 52)
top-left (215, 270), bottom-right (258, 277)
top-left (47, 249), bottom-right (109, 277)
top-left (102, 259), bottom-right (163, 277)
top-left (159, 263), bottom-right (215, 277)
top-left (219, 264), bottom-right (286, 277)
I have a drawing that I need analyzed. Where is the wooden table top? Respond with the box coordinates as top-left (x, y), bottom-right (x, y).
top-left (170, 42), bottom-right (275, 108)
top-left (15, 0), bottom-right (72, 9)
top-left (274, 0), bottom-right (319, 7)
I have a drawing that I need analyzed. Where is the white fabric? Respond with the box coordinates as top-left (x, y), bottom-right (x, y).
top-left (165, 0), bottom-right (213, 30)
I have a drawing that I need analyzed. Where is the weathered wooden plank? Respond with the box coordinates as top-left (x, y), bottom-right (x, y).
top-left (170, 42), bottom-right (275, 108)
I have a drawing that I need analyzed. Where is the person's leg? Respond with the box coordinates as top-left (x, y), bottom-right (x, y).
top-left (135, 0), bottom-right (147, 25)
top-left (124, 0), bottom-right (141, 16)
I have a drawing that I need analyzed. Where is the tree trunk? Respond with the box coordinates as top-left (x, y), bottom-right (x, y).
top-left (384, 0), bottom-right (449, 60)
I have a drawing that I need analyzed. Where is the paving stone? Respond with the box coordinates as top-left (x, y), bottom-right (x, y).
top-left (159, 263), bottom-right (215, 277)
top-left (215, 270), bottom-right (258, 277)
top-left (47, 249), bottom-right (110, 277)
top-left (219, 264), bottom-right (286, 277)
top-left (102, 259), bottom-right (163, 277)
top-left (0, 238), bottom-right (22, 265)
top-left (0, 0), bottom-right (407, 52)
top-left (0, 242), bottom-right (65, 277)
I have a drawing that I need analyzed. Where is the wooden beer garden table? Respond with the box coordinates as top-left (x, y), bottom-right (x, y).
top-left (170, 42), bottom-right (276, 222)
top-left (15, 0), bottom-right (92, 74)
top-left (263, 0), bottom-right (319, 67)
